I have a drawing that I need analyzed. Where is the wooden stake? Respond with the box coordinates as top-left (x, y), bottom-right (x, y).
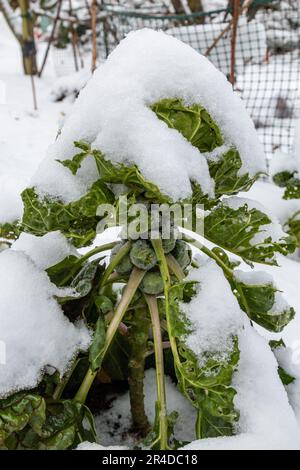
top-left (91, 0), bottom-right (97, 73)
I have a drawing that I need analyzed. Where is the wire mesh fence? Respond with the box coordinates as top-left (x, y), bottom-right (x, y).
top-left (98, 0), bottom-right (300, 162)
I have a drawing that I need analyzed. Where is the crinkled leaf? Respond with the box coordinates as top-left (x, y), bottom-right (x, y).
top-left (1, 396), bottom-right (96, 450)
top-left (21, 181), bottom-right (114, 247)
top-left (233, 278), bottom-right (295, 332)
top-left (208, 149), bottom-right (259, 198)
top-left (168, 282), bottom-right (240, 439)
top-left (93, 150), bottom-right (169, 202)
top-left (152, 98), bottom-right (223, 153)
top-left (0, 393), bottom-right (46, 449)
top-left (204, 201), bottom-right (296, 264)
top-left (46, 255), bottom-right (81, 286)
top-left (152, 98), bottom-right (261, 200)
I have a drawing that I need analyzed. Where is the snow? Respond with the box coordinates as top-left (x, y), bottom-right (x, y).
top-left (32, 28), bottom-right (265, 204)
top-left (182, 257), bottom-right (243, 363)
top-left (50, 68), bottom-right (91, 103)
top-left (94, 369), bottom-right (197, 446)
top-left (0, 249), bottom-right (91, 398)
top-left (11, 231), bottom-right (78, 270)
top-left (233, 269), bottom-right (273, 286)
top-left (0, 13), bottom-right (73, 224)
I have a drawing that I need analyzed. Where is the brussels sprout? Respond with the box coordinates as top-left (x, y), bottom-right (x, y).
top-left (110, 243), bottom-right (133, 274)
top-left (140, 272), bottom-right (164, 295)
top-left (161, 237), bottom-right (176, 254)
top-left (171, 240), bottom-right (192, 269)
top-left (130, 240), bottom-right (157, 270)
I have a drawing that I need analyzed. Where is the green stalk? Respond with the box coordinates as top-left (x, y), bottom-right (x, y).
top-left (145, 295), bottom-right (169, 450)
top-left (74, 267), bottom-right (145, 403)
top-left (99, 241), bottom-right (131, 289)
top-left (151, 239), bottom-right (181, 366)
top-left (79, 241), bottom-right (118, 265)
top-left (128, 307), bottom-right (151, 437)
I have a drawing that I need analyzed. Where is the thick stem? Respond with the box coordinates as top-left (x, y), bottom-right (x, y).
top-left (74, 267), bottom-right (145, 403)
top-left (145, 295), bottom-right (169, 450)
top-left (128, 307), bottom-right (151, 436)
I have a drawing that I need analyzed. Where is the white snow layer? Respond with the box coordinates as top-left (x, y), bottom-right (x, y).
top-left (32, 29), bottom-right (265, 203)
top-left (11, 231), bottom-right (78, 270)
top-left (0, 250), bottom-right (91, 397)
top-left (182, 257), bottom-right (243, 362)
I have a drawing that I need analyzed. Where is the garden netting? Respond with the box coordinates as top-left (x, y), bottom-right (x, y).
top-left (97, 0), bottom-right (300, 164)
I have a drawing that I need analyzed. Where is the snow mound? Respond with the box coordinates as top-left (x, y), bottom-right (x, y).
top-left (12, 231), bottom-right (78, 270)
top-left (32, 28), bottom-right (265, 203)
top-left (0, 250), bottom-right (91, 397)
top-left (183, 257), bottom-right (243, 362)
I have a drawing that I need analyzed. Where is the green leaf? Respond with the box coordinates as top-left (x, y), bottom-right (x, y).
top-left (56, 141), bottom-right (92, 175)
top-left (168, 282), bottom-right (240, 439)
top-left (204, 201), bottom-right (296, 264)
top-left (46, 255), bottom-right (81, 286)
top-left (208, 149), bottom-right (259, 198)
top-left (57, 152), bottom-right (89, 175)
top-left (273, 171), bottom-right (300, 199)
top-left (0, 393), bottom-right (46, 449)
top-left (0, 222), bottom-right (20, 241)
top-left (269, 340), bottom-right (296, 386)
top-left (102, 331), bottom-right (130, 382)
top-left (95, 295), bottom-right (113, 314)
top-left (89, 315), bottom-right (106, 372)
top-left (21, 181), bottom-right (115, 248)
top-left (152, 98), bottom-right (261, 200)
top-left (1, 395), bottom-right (97, 450)
top-left (233, 277), bottom-right (295, 332)
top-left (93, 150), bottom-right (169, 202)
top-left (152, 98), bottom-right (223, 153)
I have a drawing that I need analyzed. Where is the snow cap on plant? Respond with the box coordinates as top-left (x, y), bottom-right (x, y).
top-left (31, 28), bottom-right (266, 205)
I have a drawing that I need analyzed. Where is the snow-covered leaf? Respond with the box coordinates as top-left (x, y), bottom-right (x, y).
top-left (21, 181), bottom-right (115, 247)
top-left (204, 199), bottom-right (296, 264)
top-left (168, 281), bottom-right (240, 439)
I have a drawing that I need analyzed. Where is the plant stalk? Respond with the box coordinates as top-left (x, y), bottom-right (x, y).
top-left (99, 241), bottom-right (131, 289)
top-left (128, 307), bottom-right (151, 436)
top-left (74, 267), bottom-right (145, 403)
top-left (145, 295), bottom-right (169, 450)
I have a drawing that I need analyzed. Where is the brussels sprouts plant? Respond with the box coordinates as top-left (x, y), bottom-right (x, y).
top-left (0, 31), bottom-right (298, 450)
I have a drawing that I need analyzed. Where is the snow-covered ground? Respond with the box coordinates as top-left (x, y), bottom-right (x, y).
top-left (0, 13), bottom-right (73, 223)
